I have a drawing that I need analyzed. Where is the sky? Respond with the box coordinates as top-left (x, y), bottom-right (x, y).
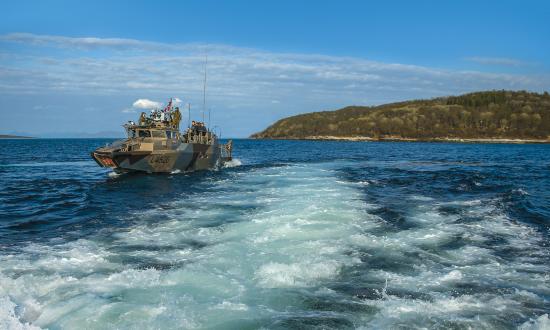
top-left (0, 0), bottom-right (549, 137)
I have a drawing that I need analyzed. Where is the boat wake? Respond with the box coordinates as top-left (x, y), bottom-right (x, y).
top-left (0, 161), bottom-right (366, 328)
top-left (0, 140), bottom-right (548, 329)
top-left (223, 158), bottom-right (242, 168)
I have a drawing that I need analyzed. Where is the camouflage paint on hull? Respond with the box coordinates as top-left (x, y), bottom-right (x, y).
top-left (92, 140), bottom-right (228, 173)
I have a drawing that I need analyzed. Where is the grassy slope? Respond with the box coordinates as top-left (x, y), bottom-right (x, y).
top-left (251, 91), bottom-right (550, 140)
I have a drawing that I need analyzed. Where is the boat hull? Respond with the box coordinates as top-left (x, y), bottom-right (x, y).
top-left (92, 141), bottom-right (229, 173)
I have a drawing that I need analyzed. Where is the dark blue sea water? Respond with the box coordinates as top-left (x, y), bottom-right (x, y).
top-left (0, 139), bottom-right (549, 329)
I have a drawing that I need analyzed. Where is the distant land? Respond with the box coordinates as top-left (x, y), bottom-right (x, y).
top-left (0, 134), bottom-right (33, 139)
top-left (0, 131), bottom-right (124, 139)
top-left (38, 131), bottom-right (125, 138)
top-left (251, 91), bottom-right (550, 143)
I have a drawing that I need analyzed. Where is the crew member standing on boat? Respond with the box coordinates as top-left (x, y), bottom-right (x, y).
top-left (172, 107), bottom-right (182, 128)
top-left (139, 112), bottom-right (147, 126)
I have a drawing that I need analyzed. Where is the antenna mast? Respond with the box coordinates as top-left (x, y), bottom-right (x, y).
top-left (202, 54), bottom-right (207, 124)
top-left (187, 103), bottom-right (191, 128)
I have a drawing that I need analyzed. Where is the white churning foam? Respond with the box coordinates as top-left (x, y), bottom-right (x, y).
top-left (223, 158), bottom-right (242, 168)
top-left (0, 161), bottom-right (373, 329)
top-left (519, 314), bottom-right (550, 330)
top-left (352, 196), bottom-right (549, 328)
top-left (2, 160), bottom-right (547, 328)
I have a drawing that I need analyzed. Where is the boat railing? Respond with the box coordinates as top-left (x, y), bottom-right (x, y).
top-left (184, 130), bottom-right (216, 145)
top-left (120, 138), bottom-right (143, 152)
top-left (221, 140), bottom-right (233, 160)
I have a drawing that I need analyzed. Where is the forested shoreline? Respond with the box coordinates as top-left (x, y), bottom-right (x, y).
top-left (251, 91), bottom-right (550, 141)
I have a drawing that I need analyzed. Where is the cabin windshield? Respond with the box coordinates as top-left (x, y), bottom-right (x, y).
top-left (166, 131), bottom-right (179, 139)
top-left (151, 130), bottom-right (166, 138)
top-left (127, 129), bottom-right (137, 138)
top-left (138, 130), bottom-right (151, 138)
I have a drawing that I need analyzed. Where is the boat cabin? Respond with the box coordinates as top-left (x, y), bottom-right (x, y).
top-left (126, 127), bottom-right (180, 140)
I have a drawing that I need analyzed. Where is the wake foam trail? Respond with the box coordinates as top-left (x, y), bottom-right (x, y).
top-left (223, 158), bottom-right (242, 168)
top-left (0, 161), bottom-right (371, 328)
top-left (107, 171), bottom-right (122, 177)
top-left (346, 196), bottom-right (550, 328)
top-left (0, 296), bottom-right (40, 330)
top-left (2, 160), bottom-right (547, 328)
top-left (519, 314), bottom-right (550, 330)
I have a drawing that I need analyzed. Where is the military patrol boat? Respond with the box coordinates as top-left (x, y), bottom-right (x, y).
top-left (91, 99), bottom-right (233, 173)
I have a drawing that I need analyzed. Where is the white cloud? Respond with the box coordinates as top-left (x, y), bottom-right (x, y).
top-left (0, 32), bottom-right (161, 50)
top-left (132, 98), bottom-right (161, 109)
top-left (465, 56), bottom-right (530, 67)
top-left (0, 33), bottom-right (546, 102)
top-left (1, 33), bottom-right (549, 136)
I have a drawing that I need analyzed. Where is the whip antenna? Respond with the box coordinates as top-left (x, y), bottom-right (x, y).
top-left (202, 53), bottom-right (207, 124)
top-left (187, 103), bottom-right (191, 128)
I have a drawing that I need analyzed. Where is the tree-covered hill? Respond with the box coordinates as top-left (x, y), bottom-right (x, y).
top-left (251, 91), bottom-right (550, 141)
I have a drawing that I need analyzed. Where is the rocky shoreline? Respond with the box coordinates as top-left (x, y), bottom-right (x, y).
top-left (253, 135), bottom-right (550, 143)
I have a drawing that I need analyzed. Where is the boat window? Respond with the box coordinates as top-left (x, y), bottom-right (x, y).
top-left (138, 130), bottom-right (151, 138)
top-left (166, 131), bottom-right (172, 139)
top-left (152, 130), bottom-right (166, 138)
top-left (128, 129), bottom-right (136, 138)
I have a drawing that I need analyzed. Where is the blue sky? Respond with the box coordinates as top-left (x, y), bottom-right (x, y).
top-left (0, 0), bottom-right (549, 137)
